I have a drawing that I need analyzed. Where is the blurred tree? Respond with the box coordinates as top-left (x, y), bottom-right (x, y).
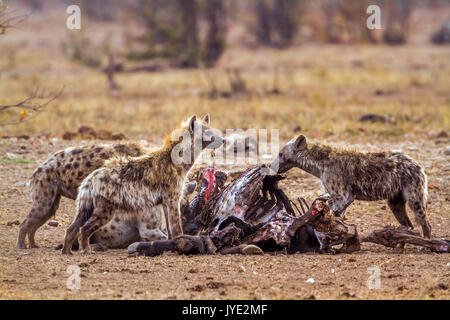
top-left (203, 0), bottom-right (227, 67)
top-left (272, 0), bottom-right (303, 47)
top-left (130, 0), bottom-right (227, 68)
top-left (254, 0), bottom-right (272, 45)
top-left (432, 20), bottom-right (450, 44)
top-left (178, 0), bottom-right (199, 67)
top-left (321, 0), bottom-right (379, 44)
top-left (382, 0), bottom-right (416, 44)
top-left (252, 0), bottom-right (303, 48)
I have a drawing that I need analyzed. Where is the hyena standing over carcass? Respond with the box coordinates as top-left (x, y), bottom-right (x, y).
top-left (62, 115), bottom-right (224, 254)
top-left (271, 135), bottom-right (432, 238)
top-left (17, 142), bottom-right (152, 249)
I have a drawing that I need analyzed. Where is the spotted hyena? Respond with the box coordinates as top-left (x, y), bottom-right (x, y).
top-left (62, 114), bottom-right (224, 254)
top-left (271, 135), bottom-right (432, 238)
top-left (85, 179), bottom-right (198, 251)
top-left (17, 142), bottom-right (153, 249)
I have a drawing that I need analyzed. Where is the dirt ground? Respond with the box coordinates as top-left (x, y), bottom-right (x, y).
top-left (1, 3), bottom-right (449, 300)
top-left (0, 135), bottom-right (448, 300)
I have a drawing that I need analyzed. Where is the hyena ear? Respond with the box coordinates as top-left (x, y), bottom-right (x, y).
top-left (188, 115), bottom-right (197, 133)
top-left (294, 135), bottom-right (307, 150)
top-left (202, 114), bottom-right (210, 126)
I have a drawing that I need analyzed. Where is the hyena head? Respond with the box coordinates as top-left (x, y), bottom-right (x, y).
top-left (171, 114), bottom-right (224, 165)
top-left (270, 134), bottom-right (307, 173)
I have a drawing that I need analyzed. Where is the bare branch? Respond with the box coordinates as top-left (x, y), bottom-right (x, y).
top-left (0, 8), bottom-right (29, 35)
top-left (0, 87), bottom-right (64, 127)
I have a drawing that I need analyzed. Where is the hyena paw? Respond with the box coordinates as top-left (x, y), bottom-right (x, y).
top-left (81, 248), bottom-right (92, 255)
top-left (91, 243), bottom-right (108, 252)
top-left (16, 243), bottom-right (28, 249)
top-left (127, 242), bottom-right (156, 257)
top-left (241, 245), bottom-right (264, 255)
top-left (61, 249), bottom-right (73, 255)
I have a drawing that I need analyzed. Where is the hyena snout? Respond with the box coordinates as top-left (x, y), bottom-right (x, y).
top-left (269, 157), bottom-right (292, 174)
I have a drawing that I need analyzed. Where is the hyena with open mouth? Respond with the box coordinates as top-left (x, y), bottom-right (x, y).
top-left (62, 115), bottom-right (224, 254)
top-left (17, 141), bottom-right (153, 249)
top-left (271, 134), bottom-right (432, 238)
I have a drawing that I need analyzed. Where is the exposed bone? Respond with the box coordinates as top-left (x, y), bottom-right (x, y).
top-left (361, 226), bottom-right (449, 253)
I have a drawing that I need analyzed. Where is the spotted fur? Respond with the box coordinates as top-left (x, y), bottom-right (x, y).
top-left (17, 142), bottom-right (151, 249)
top-left (272, 134), bottom-right (432, 238)
top-left (62, 115), bottom-right (224, 254)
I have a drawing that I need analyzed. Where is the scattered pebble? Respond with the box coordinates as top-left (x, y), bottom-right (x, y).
top-left (239, 265), bottom-right (246, 272)
top-left (306, 278), bottom-right (315, 284)
top-left (47, 221), bottom-right (58, 227)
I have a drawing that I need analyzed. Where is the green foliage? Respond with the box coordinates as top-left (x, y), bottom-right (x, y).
top-left (0, 157), bottom-right (34, 164)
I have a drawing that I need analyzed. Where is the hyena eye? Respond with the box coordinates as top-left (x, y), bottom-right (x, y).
top-left (279, 152), bottom-right (283, 158)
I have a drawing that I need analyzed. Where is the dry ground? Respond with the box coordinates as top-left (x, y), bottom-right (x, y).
top-left (0, 134), bottom-right (448, 300)
top-left (0, 7), bottom-right (449, 300)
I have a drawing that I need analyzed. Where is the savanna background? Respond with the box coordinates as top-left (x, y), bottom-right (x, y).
top-left (0, 0), bottom-right (449, 299)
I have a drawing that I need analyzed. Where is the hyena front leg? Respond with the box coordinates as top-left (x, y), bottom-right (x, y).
top-left (17, 186), bottom-right (61, 249)
top-left (387, 194), bottom-right (413, 229)
top-left (162, 198), bottom-right (183, 239)
top-left (327, 192), bottom-right (354, 218)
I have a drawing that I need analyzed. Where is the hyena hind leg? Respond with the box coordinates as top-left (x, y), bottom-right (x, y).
top-left (79, 201), bottom-right (115, 254)
top-left (387, 195), bottom-right (414, 229)
top-left (17, 189), bottom-right (61, 249)
top-left (62, 210), bottom-right (85, 255)
top-left (405, 194), bottom-right (432, 239)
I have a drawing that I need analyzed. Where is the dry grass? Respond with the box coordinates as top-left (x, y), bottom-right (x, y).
top-left (1, 41), bottom-right (449, 142)
top-left (0, 7), bottom-right (449, 300)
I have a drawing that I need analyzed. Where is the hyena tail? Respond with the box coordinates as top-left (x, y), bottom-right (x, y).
top-left (61, 185), bottom-right (94, 254)
top-left (77, 185), bottom-right (95, 226)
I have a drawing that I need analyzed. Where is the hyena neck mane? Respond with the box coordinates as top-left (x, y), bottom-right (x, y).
top-left (113, 130), bottom-right (202, 184)
top-left (295, 143), bottom-right (334, 178)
